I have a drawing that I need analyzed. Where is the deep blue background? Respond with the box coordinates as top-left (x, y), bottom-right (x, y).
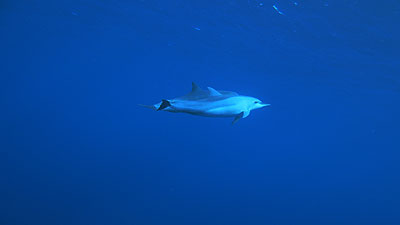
top-left (1, 0), bottom-right (400, 224)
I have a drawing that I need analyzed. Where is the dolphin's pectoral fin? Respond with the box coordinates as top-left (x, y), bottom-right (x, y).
top-left (232, 110), bottom-right (250, 125)
top-left (232, 112), bottom-right (244, 125)
top-left (243, 110), bottom-right (250, 118)
top-left (157, 99), bottom-right (171, 111)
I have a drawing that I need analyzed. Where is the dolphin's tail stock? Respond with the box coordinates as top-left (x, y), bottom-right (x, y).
top-left (157, 99), bottom-right (171, 111)
top-left (138, 104), bottom-right (157, 110)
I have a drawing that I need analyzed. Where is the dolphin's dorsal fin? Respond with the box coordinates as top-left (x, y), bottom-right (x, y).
top-left (191, 82), bottom-right (199, 93)
top-left (177, 83), bottom-right (236, 100)
top-left (189, 82), bottom-right (206, 96)
top-left (207, 87), bottom-right (222, 96)
top-left (176, 82), bottom-right (209, 100)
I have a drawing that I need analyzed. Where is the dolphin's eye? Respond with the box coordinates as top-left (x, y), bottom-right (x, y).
top-left (254, 101), bottom-right (259, 104)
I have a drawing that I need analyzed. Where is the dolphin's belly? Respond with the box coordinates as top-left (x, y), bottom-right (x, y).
top-left (204, 106), bottom-right (242, 117)
top-left (170, 100), bottom-right (242, 117)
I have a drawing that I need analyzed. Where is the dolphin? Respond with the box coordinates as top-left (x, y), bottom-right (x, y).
top-left (140, 82), bottom-right (270, 124)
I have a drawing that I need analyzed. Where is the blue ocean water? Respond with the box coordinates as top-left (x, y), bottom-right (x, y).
top-left (1, 0), bottom-right (400, 224)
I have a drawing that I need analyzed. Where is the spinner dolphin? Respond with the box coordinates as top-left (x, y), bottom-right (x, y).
top-left (140, 82), bottom-right (270, 124)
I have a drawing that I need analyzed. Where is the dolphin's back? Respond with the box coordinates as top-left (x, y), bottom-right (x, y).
top-left (175, 82), bottom-right (238, 101)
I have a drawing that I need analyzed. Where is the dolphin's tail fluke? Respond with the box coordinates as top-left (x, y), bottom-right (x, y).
top-left (157, 99), bottom-right (171, 111)
top-left (139, 100), bottom-right (172, 111)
